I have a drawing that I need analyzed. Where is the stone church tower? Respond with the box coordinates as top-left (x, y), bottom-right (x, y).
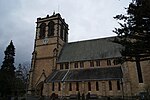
top-left (28, 13), bottom-right (69, 95)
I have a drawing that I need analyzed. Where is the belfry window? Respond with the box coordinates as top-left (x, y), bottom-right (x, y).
top-left (64, 29), bottom-right (68, 42)
top-left (39, 23), bottom-right (46, 39)
top-left (48, 21), bottom-right (55, 37)
top-left (60, 24), bottom-right (64, 40)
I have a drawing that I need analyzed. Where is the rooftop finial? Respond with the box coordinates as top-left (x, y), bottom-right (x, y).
top-left (53, 11), bottom-right (55, 15)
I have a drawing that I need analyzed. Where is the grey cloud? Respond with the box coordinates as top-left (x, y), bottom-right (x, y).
top-left (0, 0), bottom-right (131, 66)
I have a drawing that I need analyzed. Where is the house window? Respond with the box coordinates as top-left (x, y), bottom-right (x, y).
top-left (80, 62), bottom-right (84, 68)
top-left (109, 81), bottom-right (112, 90)
top-left (96, 60), bottom-right (100, 66)
top-left (60, 64), bottom-right (63, 69)
top-left (117, 80), bottom-right (120, 90)
top-left (88, 82), bottom-right (91, 91)
top-left (90, 61), bottom-right (94, 67)
top-left (69, 83), bottom-right (72, 91)
top-left (65, 63), bottom-right (69, 69)
top-left (52, 82), bottom-right (54, 91)
top-left (74, 62), bottom-right (78, 68)
top-left (107, 60), bottom-right (111, 66)
top-left (76, 82), bottom-right (79, 91)
top-left (58, 82), bottom-right (61, 91)
top-left (96, 81), bottom-right (99, 91)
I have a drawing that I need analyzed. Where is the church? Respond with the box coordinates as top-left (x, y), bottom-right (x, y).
top-left (28, 13), bottom-right (150, 98)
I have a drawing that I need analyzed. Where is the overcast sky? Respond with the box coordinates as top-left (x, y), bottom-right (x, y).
top-left (0, 0), bottom-right (131, 67)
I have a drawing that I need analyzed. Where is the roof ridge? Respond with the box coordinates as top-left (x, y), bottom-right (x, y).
top-left (67, 36), bottom-right (116, 44)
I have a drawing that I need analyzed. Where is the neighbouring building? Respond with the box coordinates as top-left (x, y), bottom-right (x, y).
top-left (28, 13), bottom-right (150, 98)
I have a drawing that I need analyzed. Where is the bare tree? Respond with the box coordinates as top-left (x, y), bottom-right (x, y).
top-left (16, 62), bottom-right (30, 81)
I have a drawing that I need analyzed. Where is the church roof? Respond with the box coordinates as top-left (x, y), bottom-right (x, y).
top-left (46, 66), bottom-right (123, 82)
top-left (57, 37), bottom-right (122, 63)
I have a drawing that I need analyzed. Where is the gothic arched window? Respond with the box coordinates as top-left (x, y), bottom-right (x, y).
top-left (64, 29), bottom-right (68, 42)
top-left (39, 23), bottom-right (46, 39)
top-left (60, 24), bottom-right (64, 40)
top-left (48, 21), bottom-right (55, 37)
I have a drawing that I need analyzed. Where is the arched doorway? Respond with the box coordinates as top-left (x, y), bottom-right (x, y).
top-left (36, 81), bottom-right (44, 96)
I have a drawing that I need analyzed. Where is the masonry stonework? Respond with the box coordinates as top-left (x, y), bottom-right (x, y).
top-left (28, 13), bottom-right (150, 98)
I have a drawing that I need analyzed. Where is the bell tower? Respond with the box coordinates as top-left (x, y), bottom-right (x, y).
top-left (28, 13), bottom-right (69, 95)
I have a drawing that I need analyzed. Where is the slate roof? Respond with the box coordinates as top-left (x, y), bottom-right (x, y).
top-left (57, 37), bottom-right (122, 63)
top-left (46, 66), bottom-right (123, 82)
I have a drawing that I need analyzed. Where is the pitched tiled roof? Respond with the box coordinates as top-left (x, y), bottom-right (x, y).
top-left (57, 37), bottom-right (122, 63)
top-left (46, 66), bottom-right (123, 82)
